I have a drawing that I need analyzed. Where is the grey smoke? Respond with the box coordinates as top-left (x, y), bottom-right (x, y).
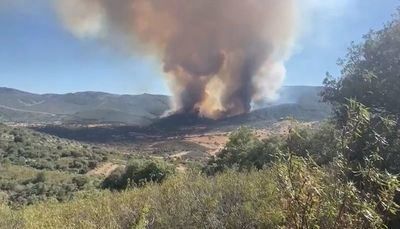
top-left (56, 0), bottom-right (298, 118)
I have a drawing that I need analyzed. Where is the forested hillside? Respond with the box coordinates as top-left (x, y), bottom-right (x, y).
top-left (0, 89), bottom-right (170, 125)
top-left (0, 124), bottom-right (117, 206)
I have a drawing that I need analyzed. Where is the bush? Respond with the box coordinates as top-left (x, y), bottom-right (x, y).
top-left (13, 136), bottom-right (23, 143)
top-left (204, 127), bottom-right (281, 175)
top-left (72, 176), bottom-right (89, 189)
top-left (102, 159), bottom-right (175, 190)
top-left (32, 172), bottom-right (46, 184)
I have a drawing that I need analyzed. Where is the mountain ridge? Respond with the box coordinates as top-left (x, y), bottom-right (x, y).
top-left (0, 87), bottom-right (170, 125)
top-left (0, 86), bottom-right (329, 126)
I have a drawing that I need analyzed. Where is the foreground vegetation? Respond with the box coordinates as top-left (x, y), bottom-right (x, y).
top-left (0, 162), bottom-right (388, 229)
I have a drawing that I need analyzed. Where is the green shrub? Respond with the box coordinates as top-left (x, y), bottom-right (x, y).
top-left (204, 127), bottom-right (280, 175)
top-left (102, 159), bottom-right (175, 190)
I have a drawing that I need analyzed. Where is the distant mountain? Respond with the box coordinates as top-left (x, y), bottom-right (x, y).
top-left (0, 86), bottom-right (330, 126)
top-left (218, 103), bottom-right (330, 129)
top-left (0, 87), bottom-right (170, 125)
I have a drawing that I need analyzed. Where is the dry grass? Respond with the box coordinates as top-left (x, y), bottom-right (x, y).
top-left (86, 163), bottom-right (121, 177)
top-left (0, 170), bottom-right (281, 228)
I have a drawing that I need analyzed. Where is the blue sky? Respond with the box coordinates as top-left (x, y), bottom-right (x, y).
top-left (0, 0), bottom-right (399, 95)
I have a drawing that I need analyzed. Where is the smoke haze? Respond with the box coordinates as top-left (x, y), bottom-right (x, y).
top-left (56, 0), bottom-right (298, 119)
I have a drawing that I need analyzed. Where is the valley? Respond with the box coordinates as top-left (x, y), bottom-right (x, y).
top-left (0, 110), bottom-right (317, 207)
top-left (0, 85), bottom-right (329, 208)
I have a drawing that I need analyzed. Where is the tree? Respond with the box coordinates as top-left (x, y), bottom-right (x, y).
top-left (322, 9), bottom-right (400, 124)
top-left (321, 8), bottom-right (400, 174)
top-left (203, 127), bottom-right (282, 175)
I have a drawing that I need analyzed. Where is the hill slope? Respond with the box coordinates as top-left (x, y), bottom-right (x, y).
top-left (0, 123), bottom-right (119, 206)
top-left (0, 86), bottom-right (329, 126)
top-left (0, 88), bottom-right (170, 125)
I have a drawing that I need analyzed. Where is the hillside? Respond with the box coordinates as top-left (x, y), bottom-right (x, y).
top-left (0, 86), bottom-right (328, 126)
top-left (0, 123), bottom-right (120, 206)
top-left (0, 88), bottom-right (170, 125)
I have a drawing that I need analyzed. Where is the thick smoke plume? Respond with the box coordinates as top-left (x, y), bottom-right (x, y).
top-left (56, 0), bottom-right (298, 119)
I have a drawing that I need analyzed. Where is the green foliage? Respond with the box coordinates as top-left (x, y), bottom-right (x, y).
top-left (0, 125), bottom-right (112, 174)
top-left (0, 170), bottom-right (304, 228)
top-left (281, 99), bottom-right (400, 226)
top-left (102, 159), bottom-right (175, 190)
top-left (274, 154), bottom-right (388, 228)
top-left (204, 124), bottom-right (340, 175)
top-left (0, 124), bottom-right (119, 207)
top-left (335, 100), bottom-right (400, 225)
top-left (322, 10), bottom-right (400, 121)
top-left (204, 127), bottom-right (282, 175)
top-left (203, 99), bottom-right (400, 226)
top-left (0, 164), bottom-right (392, 228)
top-left (285, 122), bottom-right (340, 165)
top-left (0, 164), bottom-right (99, 207)
top-left (320, 12), bottom-right (400, 225)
